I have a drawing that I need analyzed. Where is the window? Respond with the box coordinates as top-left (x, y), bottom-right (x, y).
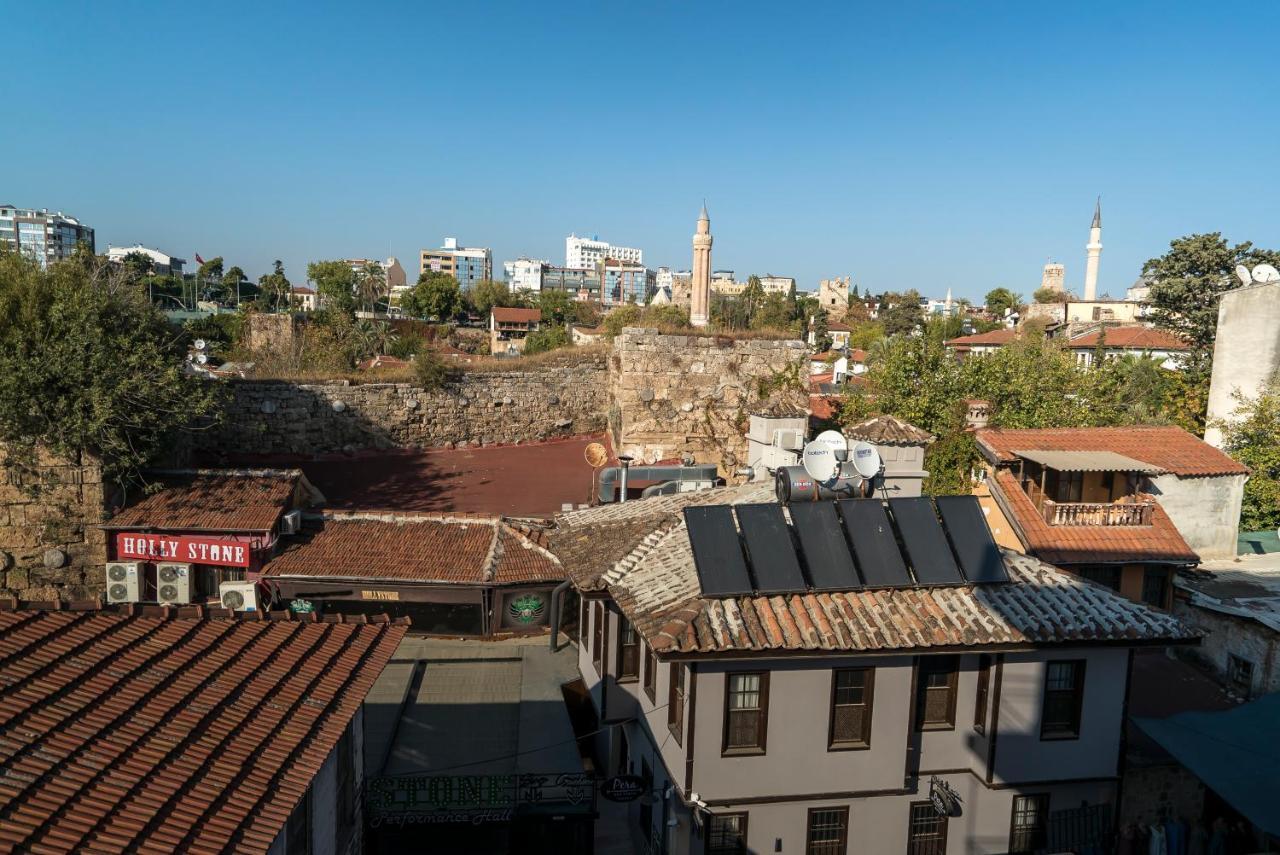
top-left (907, 801), bottom-right (948, 855)
top-left (1141, 567), bottom-right (1170, 608)
top-left (1053, 470), bottom-right (1084, 503)
top-left (974, 655), bottom-right (992, 734)
top-left (1009, 794), bottom-right (1050, 854)
top-left (916, 656), bottom-right (959, 730)
top-left (668, 663), bottom-right (686, 745)
top-left (1077, 565), bottom-right (1121, 592)
top-left (285, 786), bottom-right (312, 855)
top-left (1041, 660), bottom-right (1086, 739)
top-left (708, 812), bottom-right (749, 855)
top-left (829, 668), bottom-right (874, 749)
top-left (1228, 654), bottom-right (1255, 695)
top-left (805, 807), bottom-right (848, 855)
top-left (723, 671), bottom-right (768, 754)
top-left (592, 602), bottom-right (605, 675)
top-left (642, 641), bottom-right (657, 703)
top-left (617, 617), bottom-right (639, 682)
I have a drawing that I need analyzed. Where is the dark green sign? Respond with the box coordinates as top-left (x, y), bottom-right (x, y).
top-left (366, 772), bottom-right (595, 827)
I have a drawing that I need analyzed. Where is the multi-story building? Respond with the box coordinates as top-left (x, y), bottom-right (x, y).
top-left (345, 256), bottom-right (408, 295)
top-left (105, 244), bottom-right (186, 276)
top-left (0, 204), bottom-right (94, 268)
top-left (420, 237), bottom-right (492, 289)
top-left (543, 266), bottom-right (602, 301)
top-left (504, 257), bottom-right (548, 293)
top-left (551, 485), bottom-right (1194, 855)
top-left (489, 306), bottom-right (541, 355)
top-left (603, 259), bottom-right (653, 304)
top-left (566, 233), bottom-right (642, 269)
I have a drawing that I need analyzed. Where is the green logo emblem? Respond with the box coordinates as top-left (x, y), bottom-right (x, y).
top-left (290, 599), bottom-right (315, 614)
top-left (508, 593), bottom-right (545, 624)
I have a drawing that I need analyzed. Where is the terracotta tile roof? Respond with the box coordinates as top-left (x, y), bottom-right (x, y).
top-left (579, 507), bottom-right (1194, 655)
top-left (988, 470), bottom-right (1199, 566)
top-left (1065, 326), bottom-right (1189, 351)
top-left (0, 602), bottom-right (406, 854)
top-left (945, 328), bottom-right (1018, 347)
top-left (849, 348), bottom-right (868, 362)
top-left (491, 307), bottom-right (541, 324)
top-left (827, 321), bottom-right (851, 332)
top-left (263, 512), bottom-right (564, 585)
top-left (104, 470), bottom-right (306, 533)
top-left (845, 415), bottom-right (935, 445)
top-left (809, 394), bottom-right (840, 421)
top-left (975, 427), bottom-right (1248, 477)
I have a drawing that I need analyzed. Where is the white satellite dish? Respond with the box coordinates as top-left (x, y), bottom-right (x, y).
top-left (1252, 263), bottom-right (1280, 284)
top-left (813, 429), bottom-right (849, 461)
top-left (195, 353), bottom-right (209, 365)
top-left (193, 338), bottom-right (207, 351)
top-left (849, 440), bottom-right (882, 479)
top-left (801, 440), bottom-right (840, 483)
top-left (1235, 265), bottom-right (1253, 286)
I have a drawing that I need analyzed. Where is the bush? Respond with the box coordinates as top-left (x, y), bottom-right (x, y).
top-left (413, 350), bottom-right (459, 391)
top-left (522, 324), bottom-right (570, 355)
top-left (388, 331), bottom-right (425, 359)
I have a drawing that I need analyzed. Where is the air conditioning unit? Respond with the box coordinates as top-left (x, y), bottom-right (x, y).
top-left (156, 563), bottom-right (193, 605)
top-left (280, 509), bottom-right (303, 536)
top-left (105, 562), bottom-right (141, 603)
top-left (773, 429), bottom-right (804, 451)
top-left (220, 580), bottom-right (259, 612)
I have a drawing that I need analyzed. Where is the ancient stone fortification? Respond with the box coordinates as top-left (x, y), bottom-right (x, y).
top-left (0, 446), bottom-right (108, 601)
top-left (608, 327), bottom-right (808, 472)
top-left (197, 354), bottom-right (609, 456)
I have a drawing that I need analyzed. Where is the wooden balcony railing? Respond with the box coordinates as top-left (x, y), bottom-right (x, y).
top-left (1040, 499), bottom-right (1154, 527)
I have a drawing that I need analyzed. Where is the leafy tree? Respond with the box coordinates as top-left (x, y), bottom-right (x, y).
top-left (1033, 286), bottom-right (1068, 304)
top-left (523, 324), bottom-right (570, 355)
top-left (402, 272), bottom-right (461, 321)
top-left (878, 290), bottom-right (925, 337)
top-left (197, 256), bottom-right (224, 282)
top-left (257, 260), bottom-right (292, 312)
top-left (536, 288), bottom-right (575, 327)
top-left (1218, 377), bottom-right (1280, 530)
top-left (603, 304), bottom-right (643, 337)
top-left (751, 292), bottom-right (793, 331)
top-left (571, 299), bottom-right (601, 327)
top-left (356, 262), bottom-right (386, 313)
top-left (306, 261), bottom-right (357, 315)
top-left (922, 429), bottom-right (980, 495)
top-left (468, 279), bottom-right (514, 317)
top-left (0, 252), bottom-right (221, 489)
top-left (223, 266), bottom-right (248, 303)
top-left (984, 287), bottom-right (1022, 317)
top-left (120, 251), bottom-right (154, 282)
top-left (710, 293), bottom-right (750, 330)
top-left (413, 349), bottom-right (459, 391)
top-left (846, 320), bottom-right (884, 352)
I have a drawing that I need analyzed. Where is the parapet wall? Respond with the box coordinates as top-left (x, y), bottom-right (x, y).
top-left (196, 354), bottom-right (610, 457)
top-left (608, 328), bottom-right (809, 472)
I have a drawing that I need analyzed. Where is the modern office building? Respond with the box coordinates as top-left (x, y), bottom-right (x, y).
top-left (0, 204), bottom-right (94, 268)
top-left (105, 244), bottom-right (186, 276)
top-left (504, 257), bottom-right (548, 292)
top-left (566, 233), bottom-right (643, 268)
top-left (542, 265), bottom-right (602, 301)
top-left (420, 237), bottom-right (492, 289)
top-left (603, 259), bottom-right (654, 304)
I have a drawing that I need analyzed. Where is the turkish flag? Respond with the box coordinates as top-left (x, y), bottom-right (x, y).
top-left (195, 253), bottom-right (205, 265)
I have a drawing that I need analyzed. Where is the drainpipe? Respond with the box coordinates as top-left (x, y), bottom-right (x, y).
top-left (548, 579), bottom-right (572, 652)
top-left (618, 455), bottom-right (633, 503)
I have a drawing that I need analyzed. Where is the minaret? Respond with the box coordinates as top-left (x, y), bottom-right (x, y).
top-left (1083, 197), bottom-right (1102, 300)
top-left (690, 202), bottom-right (713, 327)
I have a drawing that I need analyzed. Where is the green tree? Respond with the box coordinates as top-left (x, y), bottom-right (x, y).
top-left (306, 261), bottom-right (357, 315)
top-left (257, 260), bottom-right (292, 312)
top-left (223, 266), bottom-right (248, 304)
top-left (879, 290), bottom-right (925, 337)
top-left (468, 279), bottom-right (513, 317)
top-left (1033, 286), bottom-right (1067, 304)
top-left (536, 288), bottom-right (575, 327)
top-left (984, 287), bottom-right (1022, 317)
top-left (603, 304), bottom-right (642, 337)
top-left (120, 251), bottom-right (154, 282)
top-left (846, 320), bottom-right (884, 352)
top-left (197, 256), bottom-right (224, 282)
top-left (1218, 378), bottom-right (1280, 530)
top-left (356, 262), bottom-right (386, 313)
top-left (403, 272), bottom-right (461, 320)
top-left (0, 252), bottom-right (221, 489)
top-left (751, 292), bottom-right (793, 331)
top-left (522, 324), bottom-right (570, 355)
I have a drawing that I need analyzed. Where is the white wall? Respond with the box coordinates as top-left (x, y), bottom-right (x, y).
top-left (1205, 282), bottom-right (1280, 448)
top-left (1146, 473), bottom-right (1245, 560)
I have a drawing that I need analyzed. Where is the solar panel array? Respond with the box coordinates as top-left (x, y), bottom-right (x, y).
top-left (683, 493), bottom-right (1008, 598)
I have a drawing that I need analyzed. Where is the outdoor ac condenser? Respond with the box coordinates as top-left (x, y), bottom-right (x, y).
top-left (105, 562), bottom-right (141, 603)
top-left (156, 563), bottom-right (193, 605)
top-left (219, 580), bottom-right (259, 612)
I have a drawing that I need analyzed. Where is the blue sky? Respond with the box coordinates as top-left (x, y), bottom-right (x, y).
top-left (4, 1), bottom-right (1277, 300)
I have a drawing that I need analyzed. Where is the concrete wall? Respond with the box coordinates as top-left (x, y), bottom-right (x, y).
top-left (267, 708), bottom-right (364, 855)
top-left (1145, 473), bottom-right (1245, 561)
top-left (1205, 281), bottom-right (1280, 448)
top-left (608, 328), bottom-right (809, 473)
top-left (1173, 600), bottom-right (1280, 698)
top-left (196, 354), bottom-right (608, 457)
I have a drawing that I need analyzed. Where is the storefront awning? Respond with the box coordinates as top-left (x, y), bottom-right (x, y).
top-left (1011, 449), bottom-right (1164, 474)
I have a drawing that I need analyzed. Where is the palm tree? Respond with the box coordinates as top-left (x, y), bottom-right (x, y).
top-left (357, 263), bottom-right (386, 313)
top-left (372, 321), bottom-right (399, 355)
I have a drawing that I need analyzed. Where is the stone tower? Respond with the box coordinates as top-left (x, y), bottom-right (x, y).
top-left (690, 203), bottom-right (712, 327)
top-left (818, 276), bottom-right (850, 316)
top-left (1041, 262), bottom-right (1065, 293)
top-left (1083, 198), bottom-right (1102, 300)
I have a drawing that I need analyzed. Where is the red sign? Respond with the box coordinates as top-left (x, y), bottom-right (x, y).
top-left (115, 533), bottom-right (253, 567)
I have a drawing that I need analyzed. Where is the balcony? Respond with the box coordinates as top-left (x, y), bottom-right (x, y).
top-left (1040, 499), bottom-right (1154, 527)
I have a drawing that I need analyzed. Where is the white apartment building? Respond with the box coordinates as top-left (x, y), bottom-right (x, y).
top-left (566, 233), bottom-right (643, 269)
top-left (0, 204), bottom-right (94, 268)
top-left (758, 275), bottom-right (796, 295)
top-left (504, 257), bottom-right (547, 293)
top-left (106, 244), bottom-right (187, 276)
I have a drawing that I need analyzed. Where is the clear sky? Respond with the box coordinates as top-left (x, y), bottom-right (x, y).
top-left (4, 1), bottom-right (1277, 300)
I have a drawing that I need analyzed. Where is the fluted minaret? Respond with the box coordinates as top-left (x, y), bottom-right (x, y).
top-left (690, 202), bottom-right (713, 327)
top-left (1083, 198), bottom-right (1102, 300)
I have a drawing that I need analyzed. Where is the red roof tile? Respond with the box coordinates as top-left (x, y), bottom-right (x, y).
top-left (0, 603), bottom-right (406, 854)
top-left (976, 427), bottom-right (1247, 477)
top-left (104, 470), bottom-right (305, 533)
top-left (491, 307), bottom-right (541, 324)
top-left (1065, 326), bottom-right (1190, 350)
top-left (989, 470), bottom-right (1199, 565)
top-left (262, 513), bottom-right (563, 585)
top-left (945, 328), bottom-right (1018, 347)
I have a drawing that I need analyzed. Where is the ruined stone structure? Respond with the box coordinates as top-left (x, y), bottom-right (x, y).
top-left (607, 327), bottom-right (808, 473)
top-left (818, 276), bottom-right (850, 317)
top-left (0, 447), bottom-right (108, 601)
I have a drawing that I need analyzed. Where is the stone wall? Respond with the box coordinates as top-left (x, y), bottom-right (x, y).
top-left (608, 328), bottom-right (809, 473)
top-left (0, 446), bottom-right (108, 600)
top-left (196, 353), bottom-right (609, 456)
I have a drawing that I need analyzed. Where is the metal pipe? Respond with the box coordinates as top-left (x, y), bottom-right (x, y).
top-left (618, 455), bottom-right (633, 503)
top-left (596, 464), bottom-right (720, 504)
top-left (548, 579), bottom-right (572, 652)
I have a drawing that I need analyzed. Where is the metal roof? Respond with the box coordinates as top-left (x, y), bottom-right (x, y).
top-left (1011, 449), bottom-right (1165, 474)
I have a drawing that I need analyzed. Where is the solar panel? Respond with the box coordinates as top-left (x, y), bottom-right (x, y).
top-left (683, 506), bottom-right (754, 597)
top-left (736, 504), bottom-right (807, 595)
top-left (839, 499), bottom-right (913, 588)
top-left (888, 497), bottom-right (964, 586)
top-left (934, 495), bottom-right (1009, 583)
top-left (788, 502), bottom-right (861, 591)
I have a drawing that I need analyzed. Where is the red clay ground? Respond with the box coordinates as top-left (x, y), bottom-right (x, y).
top-left (233, 436), bottom-right (602, 518)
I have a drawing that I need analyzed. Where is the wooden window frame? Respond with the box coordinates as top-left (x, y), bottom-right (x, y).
top-left (805, 806), bottom-right (849, 855)
top-left (1040, 659), bottom-right (1086, 740)
top-left (1008, 793), bottom-right (1050, 854)
top-left (642, 640), bottom-right (657, 704)
top-left (827, 667), bottom-right (874, 751)
top-left (707, 812), bottom-right (749, 855)
top-left (973, 654), bottom-right (992, 734)
top-left (616, 616), bottom-right (639, 683)
top-left (591, 602), bottom-right (605, 676)
top-left (668, 663), bottom-right (686, 746)
top-left (916, 655), bottom-right (959, 732)
top-left (907, 800), bottom-right (949, 855)
top-left (722, 671), bottom-right (769, 756)
top-left (1141, 567), bottom-right (1171, 609)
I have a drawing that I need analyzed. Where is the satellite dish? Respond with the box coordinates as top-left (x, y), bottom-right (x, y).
top-left (1252, 264), bottom-right (1280, 284)
top-left (584, 442), bottom-right (608, 468)
top-left (1235, 265), bottom-right (1253, 286)
top-left (195, 353), bottom-right (209, 365)
top-left (813, 429), bottom-right (849, 461)
top-left (849, 440), bottom-right (883, 479)
top-left (801, 440), bottom-right (840, 483)
top-left (193, 338), bottom-right (207, 351)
